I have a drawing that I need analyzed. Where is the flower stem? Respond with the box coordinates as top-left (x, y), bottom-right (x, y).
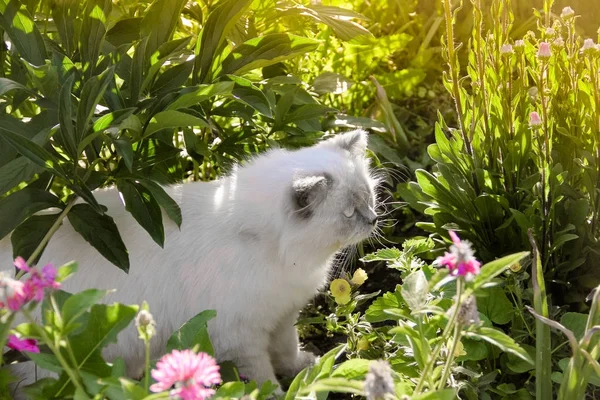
top-left (21, 309), bottom-right (86, 396)
top-left (144, 337), bottom-right (151, 390)
top-left (438, 321), bottom-right (462, 390)
top-left (16, 197), bottom-right (77, 279)
top-left (415, 278), bottom-right (464, 393)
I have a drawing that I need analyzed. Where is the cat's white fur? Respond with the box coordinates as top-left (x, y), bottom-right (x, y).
top-left (2, 130), bottom-right (378, 395)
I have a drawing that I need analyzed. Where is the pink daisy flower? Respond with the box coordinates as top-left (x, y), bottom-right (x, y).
top-left (150, 350), bottom-right (221, 400)
top-left (6, 334), bottom-right (40, 353)
top-left (436, 230), bottom-right (481, 281)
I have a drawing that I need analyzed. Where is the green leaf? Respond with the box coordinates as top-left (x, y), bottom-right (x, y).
top-left (166, 81), bottom-right (234, 111)
top-left (471, 251), bottom-right (529, 291)
top-left (464, 327), bottom-right (534, 365)
top-left (62, 289), bottom-right (111, 330)
top-left (194, 0), bottom-right (252, 83)
top-left (76, 67), bottom-right (115, 143)
top-left (117, 179), bottom-right (164, 247)
top-left (141, 37), bottom-right (191, 94)
top-left (0, 77), bottom-right (37, 97)
top-left (91, 108), bottom-right (137, 133)
top-left (166, 310), bottom-right (217, 355)
top-left (365, 290), bottom-right (406, 323)
top-left (137, 179), bottom-right (182, 228)
top-left (229, 81), bottom-right (272, 118)
top-left (80, 0), bottom-right (112, 76)
top-left (361, 248), bottom-right (401, 262)
top-left (0, 1), bottom-right (45, 65)
top-left (141, 0), bottom-right (188, 60)
top-left (27, 352), bottom-right (64, 374)
top-left (412, 388), bottom-right (457, 400)
top-left (0, 187), bottom-right (62, 240)
top-left (144, 110), bottom-right (210, 137)
top-left (218, 33), bottom-right (319, 77)
top-left (330, 359), bottom-right (370, 379)
top-left (560, 312), bottom-right (588, 341)
top-left (0, 127), bottom-right (68, 180)
top-left (0, 157), bottom-right (43, 196)
top-left (214, 382), bottom-right (245, 398)
top-left (58, 73), bottom-right (77, 158)
top-left (300, 378), bottom-right (364, 396)
top-left (56, 261), bottom-right (78, 283)
top-left (51, 0), bottom-right (79, 55)
top-left (67, 204), bottom-right (130, 272)
top-left (113, 138), bottom-right (134, 172)
top-left (284, 104), bottom-right (336, 124)
top-left (477, 287), bottom-right (514, 325)
top-left (120, 378), bottom-right (148, 400)
top-left (401, 270), bottom-right (428, 312)
top-left (11, 213), bottom-right (59, 264)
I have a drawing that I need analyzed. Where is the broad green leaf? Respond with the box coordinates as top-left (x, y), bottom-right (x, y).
top-left (464, 327), bottom-right (534, 364)
top-left (560, 313), bottom-right (588, 341)
top-left (401, 270), bottom-right (428, 312)
top-left (228, 78), bottom-right (272, 117)
top-left (0, 1), bottom-right (45, 65)
top-left (365, 289), bottom-right (406, 323)
top-left (62, 289), bottom-right (111, 330)
top-left (56, 261), bottom-right (78, 283)
top-left (137, 179), bottom-right (182, 228)
top-left (58, 73), bottom-right (77, 158)
top-left (361, 248), bottom-right (401, 262)
top-left (91, 108), bottom-right (137, 133)
top-left (67, 204), bottom-right (130, 272)
top-left (477, 287), bottom-right (514, 325)
top-left (80, 0), bottom-right (112, 77)
top-left (166, 81), bottom-right (234, 111)
top-left (166, 310), bottom-right (217, 355)
top-left (27, 353), bottom-right (64, 374)
top-left (194, 0), bottom-right (252, 83)
top-left (214, 382), bottom-right (245, 398)
top-left (471, 251), bottom-right (529, 291)
top-left (330, 359), bottom-right (370, 379)
top-left (11, 213), bottom-right (59, 264)
top-left (218, 33), bottom-right (319, 77)
top-left (284, 104), bottom-right (336, 124)
top-left (144, 110), bottom-right (210, 137)
top-left (141, 37), bottom-right (191, 94)
top-left (76, 67), bottom-right (115, 142)
top-left (113, 138), bottom-right (134, 172)
top-left (117, 179), bottom-right (164, 247)
top-left (0, 187), bottom-right (62, 240)
top-left (120, 378), bottom-right (148, 400)
top-left (313, 72), bottom-right (353, 95)
top-left (141, 0), bottom-right (188, 59)
top-left (0, 157), bottom-right (42, 196)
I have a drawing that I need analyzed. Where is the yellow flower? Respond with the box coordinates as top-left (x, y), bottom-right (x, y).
top-left (330, 279), bottom-right (351, 305)
top-left (351, 268), bottom-right (368, 286)
top-left (357, 337), bottom-right (370, 351)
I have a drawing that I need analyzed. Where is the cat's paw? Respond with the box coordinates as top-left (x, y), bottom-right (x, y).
top-left (277, 350), bottom-right (317, 378)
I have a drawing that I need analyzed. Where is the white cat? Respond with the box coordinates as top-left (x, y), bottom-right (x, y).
top-left (2, 129), bottom-right (379, 395)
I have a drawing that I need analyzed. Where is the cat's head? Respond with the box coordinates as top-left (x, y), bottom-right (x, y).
top-left (288, 130), bottom-right (380, 249)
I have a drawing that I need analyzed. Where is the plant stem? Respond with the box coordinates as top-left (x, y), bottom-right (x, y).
top-left (144, 337), bottom-right (151, 391)
top-left (16, 197), bottom-right (78, 279)
top-left (438, 321), bottom-right (462, 390)
top-left (415, 278), bottom-right (464, 394)
top-left (21, 309), bottom-right (87, 396)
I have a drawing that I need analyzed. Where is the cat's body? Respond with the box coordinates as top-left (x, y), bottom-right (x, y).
top-left (2, 130), bottom-right (378, 394)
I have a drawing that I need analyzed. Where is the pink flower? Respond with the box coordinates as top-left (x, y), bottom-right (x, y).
top-left (529, 111), bottom-right (542, 127)
top-left (15, 257), bottom-right (60, 302)
top-left (561, 6), bottom-right (575, 19)
top-left (537, 42), bottom-right (551, 58)
top-left (6, 334), bottom-right (40, 353)
top-left (150, 350), bottom-right (221, 400)
top-left (436, 231), bottom-right (481, 281)
top-left (0, 273), bottom-right (28, 311)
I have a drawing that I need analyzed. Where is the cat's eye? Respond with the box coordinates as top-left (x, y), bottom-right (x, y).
top-left (344, 208), bottom-right (355, 218)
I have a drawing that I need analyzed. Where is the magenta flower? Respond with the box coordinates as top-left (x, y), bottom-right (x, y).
top-left (529, 111), bottom-right (542, 127)
top-left (150, 350), bottom-right (221, 400)
top-left (0, 273), bottom-right (28, 311)
top-left (6, 334), bottom-right (40, 353)
top-left (14, 257), bottom-right (60, 302)
top-left (537, 42), bottom-right (551, 58)
top-left (436, 231), bottom-right (481, 281)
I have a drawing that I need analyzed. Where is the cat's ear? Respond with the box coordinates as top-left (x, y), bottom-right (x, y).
top-left (322, 129), bottom-right (368, 157)
top-left (292, 175), bottom-right (330, 218)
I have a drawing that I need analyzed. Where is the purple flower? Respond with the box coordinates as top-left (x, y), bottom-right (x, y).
top-left (15, 257), bottom-right (60, 302)
top-left (6, 334), bottom-right (40, 353)
top-left (436, 231), bottom-right (481, 281)
top-left (529, 111), bottom-right (542, 127)
top-left (150, 350), bottom-right (221, 400)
